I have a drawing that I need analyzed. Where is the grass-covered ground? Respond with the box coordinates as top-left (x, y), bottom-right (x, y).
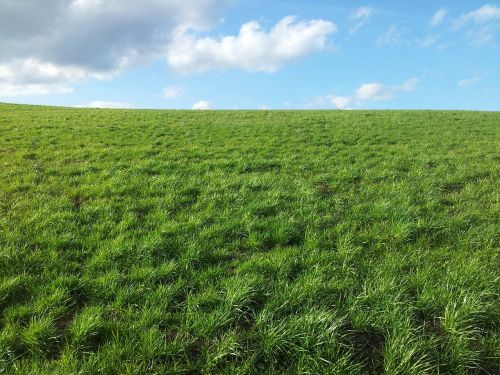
top-left (0, 103), bottom-right (498, 374)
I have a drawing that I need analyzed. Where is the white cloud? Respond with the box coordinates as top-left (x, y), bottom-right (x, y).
top-left (356, 82), bottom-right (393, 101)
top-left (0, 58), bottom-right (109, 97)
top-left (454, 4), bottom-right (500, 27)
top-left (331, 96), bottom-right (353, 109)
top-left (356, 78), bottom-right (419, 101)
top-left (419, 34), bottom-right (449, 50)
top-left (419, 34), bottom-right (439, 48)
top-left (167, 16), bottom-right (337, 74)
top-left (0, 0), bottom-right (227, 95)
top-left (399, 78), bottom-right (419, 92)
top-left (0, 4), bottom-right (336, 94)
top-left (258, 105), bottom-right (270, 110)
top-left (75, 101), bottom-right (132, 108)
top-left (377, 26), bottom-right (403, 47)
top-left (430, 8), bottom-right (448, 28)
top-left (0, 82), bottom-right (73, 97)
top-left (163, 85), bottom-right (183, 99)
top-left (192, 100), bottom-right (213, 110)
top-left (457, 76), bottom-right (481, 87)
top-left (309, 78), bottom-right (418, 109)
top-left (469, 27), bottom-right (496, 45)
top-left (453, 5), bottom-right (500, 46)
top-left (349, 6), bottom-right (374, 34)
top-left (0, 58), bottom-right (109, 83)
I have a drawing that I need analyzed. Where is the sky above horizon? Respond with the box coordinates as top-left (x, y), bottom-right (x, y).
top-left (0, 0), bottom-right (499, 110)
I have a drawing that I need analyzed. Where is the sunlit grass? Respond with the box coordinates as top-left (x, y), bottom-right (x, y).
top-left (0, 103), bottom-right (498, 374)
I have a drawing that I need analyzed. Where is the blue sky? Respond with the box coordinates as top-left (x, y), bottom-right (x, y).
top-left (1, 0), bottom-right (499, 110)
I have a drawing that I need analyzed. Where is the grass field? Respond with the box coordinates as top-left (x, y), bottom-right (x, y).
top-left (0, 103), bottom-right (498, 374)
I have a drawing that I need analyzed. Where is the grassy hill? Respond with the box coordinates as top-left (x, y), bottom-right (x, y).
top-left (0, 103), bottom-right (498, 374)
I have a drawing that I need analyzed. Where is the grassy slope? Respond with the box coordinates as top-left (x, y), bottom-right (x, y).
top-left (0, 103), bottom-right (498, 374)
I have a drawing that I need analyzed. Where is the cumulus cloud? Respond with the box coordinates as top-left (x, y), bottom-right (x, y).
top-left (330, 96), bottom-right (353, 109)
top-left (356, 78), bottom-right (418, 101)
top-left (0, 2), bottom-right (337, 96)
top-left (349, 6), bottom-right (374, 34)
top-left (163, 85), bottom-right (183, 99)
top-left (75, 101), bottom-right (132, 108)
top-left (0, 58), bottom-right (110, 97)
top-left (309, 78), bottom-right (418, 109)
top-left (167, 16), bottom-right (337, 73)
top-left (356, 82), bottom-right (393, 101)
top-left (192, 100), bottom-right (213, 110)
top-left (430, 8), bottom-right (448, 28)
top-left (453, 4), bottom-right (500, 46)
top-left (0, 82), bottom-right (73, 97)
top-left (0, 0), bottom-right (227, 96)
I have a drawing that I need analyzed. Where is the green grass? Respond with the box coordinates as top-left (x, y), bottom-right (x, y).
top-left (0, 103), bottom-right (498, 374)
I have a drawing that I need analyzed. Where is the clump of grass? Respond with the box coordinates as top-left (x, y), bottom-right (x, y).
top-left (0, 276), bottom-right (31, 313)
top-left (69, 306), bottom-right (109, 353)
top-left (0, 323), bottom-right (22, 368)
top-left (205, 330), bottom-right (241, 371)
top-left (21, 316), bottom-right (59, 358)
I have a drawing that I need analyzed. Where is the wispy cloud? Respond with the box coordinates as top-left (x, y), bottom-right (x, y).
top-left (454, 4), bottom-right (500, 28)
top-left (419, 34), bottom-right (439, 48)
top-left (398, 78), bottom-right (420, 92)
top-left (349, 6), bottom-right (374, 34)
top-left (457, 76), bottom-right (482, 88)
top-left (163, 85), bottom-right (183, 99)
top-left (430, 8), bottom-right (448, 28)
top-left (377, 26), bottom-right (403, 47)
top-left (453, 4), bottom-right (500, 46)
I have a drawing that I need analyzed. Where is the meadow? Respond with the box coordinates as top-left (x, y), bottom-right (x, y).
top-left (0, 103), bottom-right (498, 374)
